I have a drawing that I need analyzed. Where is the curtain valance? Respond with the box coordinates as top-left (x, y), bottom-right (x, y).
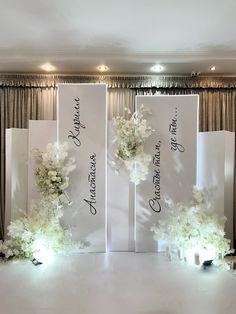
top-left (1, 74), bottom-right (236, 89)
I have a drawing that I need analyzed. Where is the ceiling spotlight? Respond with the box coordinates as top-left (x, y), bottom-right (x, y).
top-left (210, 66), bottom-right (216, 71)
top-left (97, 65), bottom-right (109, 72)
top-left (191, 71), bottom-right (201, 77)
top-left (40, 63), bottom-right (55, 72)
top-left (151, 64), bottom-right (164, 73)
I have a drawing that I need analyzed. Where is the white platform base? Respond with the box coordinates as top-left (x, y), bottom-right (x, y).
top-left (1, 253), bottom-right (236, 314)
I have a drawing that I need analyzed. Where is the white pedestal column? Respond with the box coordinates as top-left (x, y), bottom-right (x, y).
top-left (197, 131), bottom-right (235, 246)
top-left (5, 129), bottom-right (28, 238)
top-left (107, 122), bottom-right (135, 251)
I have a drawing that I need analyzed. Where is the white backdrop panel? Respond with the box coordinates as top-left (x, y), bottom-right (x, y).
top-left (5, 129), bottom-right (28, 238)
top-left (197, 131), bottom-right (235, 246)
top-left (135, 95), bottom-right (199, 252)
top-left (28, 120), bottom-right (57, 208)
top-left (107, 121), bottom-right (135, 251)
top-left (58, 84), bottom-right (107, 252)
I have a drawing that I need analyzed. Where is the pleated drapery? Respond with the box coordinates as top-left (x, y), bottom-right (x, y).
top-left (2, 74), bottom-right (236, 89)
top-left (107, 88), bottom-right (136, 119)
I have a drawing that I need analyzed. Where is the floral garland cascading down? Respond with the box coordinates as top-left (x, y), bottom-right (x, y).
top-left (112, 105), bottom-right (154, 185)
top-left (0, 142), bottom-right (86, 262)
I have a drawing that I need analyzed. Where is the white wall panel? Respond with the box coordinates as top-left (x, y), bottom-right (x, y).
top-left (58, 84), bottom-right (107, 252)
top-left (135, 95), bottom-right (199, 252)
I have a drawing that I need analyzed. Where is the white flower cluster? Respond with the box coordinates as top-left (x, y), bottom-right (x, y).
top-left (151, 187), bottom-right (233, 267)
top-left (0, 200), bottom-right (85, 259)
top-left (1, 142), bottom-right (87, 262)
top-left (113, 105), bottom-right (154, 184)
top-left (34, 142), bottom-right (76, 204)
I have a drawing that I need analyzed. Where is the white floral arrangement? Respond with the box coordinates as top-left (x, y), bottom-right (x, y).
top-left (151, 187), bottom-right (233, 268)
top-left (0, 142), bottom-right (87, 264)
top-left (0, 200), bottom-right (85, 261)
top-left (112, 105), bottom-right (154, 184)
top-left (34, 142), bottom-right (76, 205)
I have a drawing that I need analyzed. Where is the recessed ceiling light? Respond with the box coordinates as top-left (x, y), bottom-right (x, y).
top-left (97, 65), bottom-right (109, 72)
top-left (210, 66), bottom-right (216, 71)
top-left (40, 63), bottom-right (56, 72)
top-left (151, 64), bottom-right (164, 73)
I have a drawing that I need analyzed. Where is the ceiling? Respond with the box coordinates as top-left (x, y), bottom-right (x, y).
top-left (1, 0), bottom-right (236, 75)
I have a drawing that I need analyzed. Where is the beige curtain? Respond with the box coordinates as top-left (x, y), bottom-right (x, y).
top-left (107, 88), bottom-right (136, 119)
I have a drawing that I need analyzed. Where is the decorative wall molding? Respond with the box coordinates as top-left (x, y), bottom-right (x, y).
top-left (1, 74), bottom-right (236, 89)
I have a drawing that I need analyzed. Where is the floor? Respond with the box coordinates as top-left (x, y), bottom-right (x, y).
top-left (0, 252), bottom-right (236, 314)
